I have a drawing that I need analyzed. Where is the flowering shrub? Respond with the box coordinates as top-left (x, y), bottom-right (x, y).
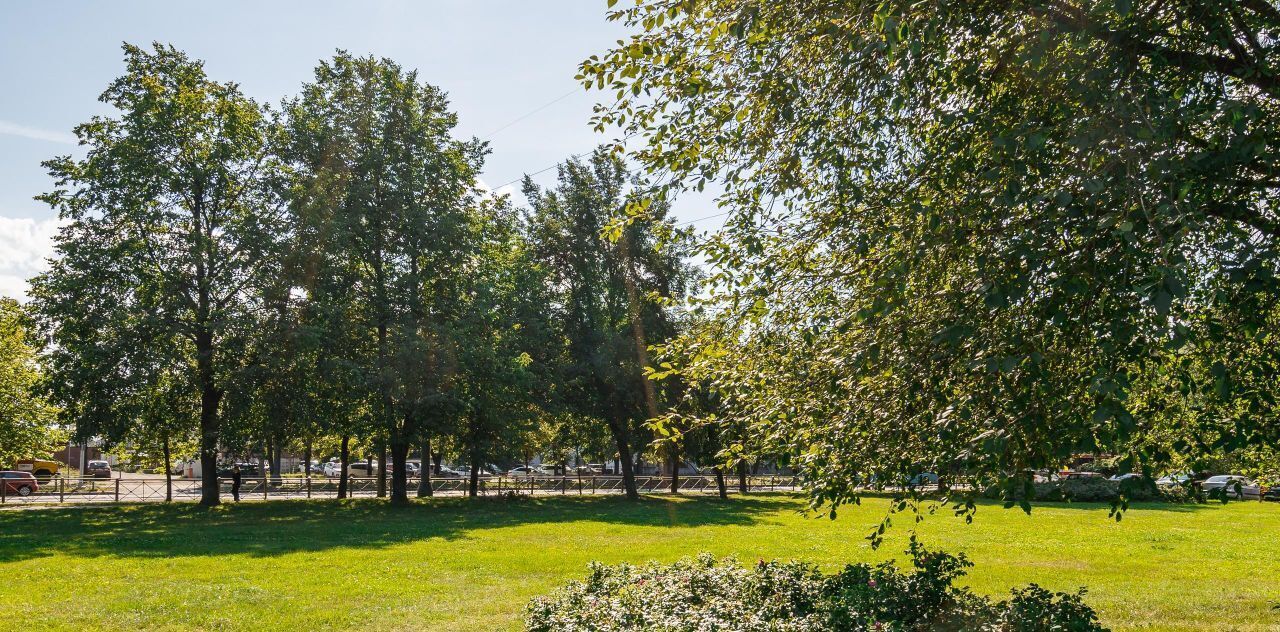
top-left (525, 553), bottom-right (828, 631)
top-left (526, 544), bottom-right (1106, 631)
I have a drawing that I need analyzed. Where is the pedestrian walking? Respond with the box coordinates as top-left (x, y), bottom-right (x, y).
top-left (231, 464), bottom-right (242, 502)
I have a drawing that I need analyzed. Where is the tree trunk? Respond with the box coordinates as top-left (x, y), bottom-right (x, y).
top-left (609, 417), bottom-right (639, 500)
top-left (337, 435), bottom-right (350, 499)
top-left (738, 461), bottom-right (749, 494)
top-left (468, 446), bottom-right (480, 498)
top-left (617, 234), bottom-right (661, 500)
top-left (433, 451), bottom-right (443, 476)
top-left (377, 443), bottom-right (387, 498)
top-left (198, 381), bottom-right (223, 506)
top-left (270, 439), bottom-right (283, 486)
top-left (163, 432), bottom-right (172, 502)
top-left (418, 436), bottom-right (433, 498)
top-left (669, 444), bottom-right (680, 494)
top-left (713, 466), bottom-right (728, 499)
top-left (390, 437), bottom-right (409, 504)
top-left (303, 441), bottom-right (311, 481)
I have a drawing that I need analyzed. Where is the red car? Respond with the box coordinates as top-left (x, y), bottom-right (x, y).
top-left (1, 471), bottom-right (40, 497)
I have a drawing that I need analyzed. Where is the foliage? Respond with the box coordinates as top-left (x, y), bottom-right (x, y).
top-left (280, 52), bottom-right (486, 502)
top-left (0, 298), bottom-right (62, 464)
top-left (582, 0), bottom-right (1280, 519)
top-left (31, 43), bottom-right (284, 504)
top-left (523, 149), bottom-right (697, 497)
top-left (527, 543), bottom-right (1105, 631)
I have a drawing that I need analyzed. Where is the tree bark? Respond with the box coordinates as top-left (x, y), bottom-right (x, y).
top-left (738, 461), bottom-right (749, 494)
top-left (417, 436), bottom-right (433, 498)
top-left (609, 416), bottom-right (639, 500)
top-left (337, 435), bottom-right (350, 499)
top-left (198, 376), bottom-right (223, 506)
top-left (269, 438), bottom-right (282, 486)
top-left (468, 446), bottom-right (480, 498)
top-left (669, 444), bottom-right (680, 494)
top-left (389, 437), bottom-right (409, 504)
top-left (163, 432), bottom-right (172, 502)
top-left (377, 443), bottom-right (387, 498)
top-left (713, 466), bottom-right (728, 499)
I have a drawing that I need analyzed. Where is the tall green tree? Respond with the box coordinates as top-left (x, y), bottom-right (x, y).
top-left (524, 149), bottom-right (695, 499)
top-left (450, 198), bottom-right (558, 497)
top-left (0, 298), bottom-right (61, 466)
top-left (583, 1), bottom-right (1280, 518)
top-left (32, 43), bottom-right (285, 505)
top-left (282, 52), bottom-right (484, 504)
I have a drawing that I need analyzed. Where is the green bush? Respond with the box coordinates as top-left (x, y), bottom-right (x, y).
top-left (526, 543), bottom-right (1106, 631)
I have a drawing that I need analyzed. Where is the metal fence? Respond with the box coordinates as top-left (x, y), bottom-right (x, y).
top-left (0, 474), bottom-right (800, 506)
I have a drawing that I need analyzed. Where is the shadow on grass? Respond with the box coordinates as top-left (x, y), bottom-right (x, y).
top-left (0, 493), bottom-right (800, 563)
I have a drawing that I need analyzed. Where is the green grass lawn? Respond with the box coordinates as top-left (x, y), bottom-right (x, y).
top-left (1, 493), bottom-right (1276, 630)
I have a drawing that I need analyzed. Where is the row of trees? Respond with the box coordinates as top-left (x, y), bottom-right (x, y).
top-left (27, 44), bottom-right (723, 506)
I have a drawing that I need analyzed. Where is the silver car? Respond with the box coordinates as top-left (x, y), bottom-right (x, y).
top-left (1200, 475), bottom-right (1260, 499)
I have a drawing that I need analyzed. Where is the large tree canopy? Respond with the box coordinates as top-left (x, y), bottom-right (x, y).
top-left (281, 52), bottom-right (486, 504)
top-left (31, 43), bottom-right (284, 505)
top-left (582, 1), bottom-right (1280, 515)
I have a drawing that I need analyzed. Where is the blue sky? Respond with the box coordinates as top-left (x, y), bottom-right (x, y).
top-left (0, 1), bottom-right (717, 299)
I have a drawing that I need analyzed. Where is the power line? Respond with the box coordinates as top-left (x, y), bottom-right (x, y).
top-left (680, 210), bottom-right (732, 226)
top-left (479, 87), bottom-right (581, 141)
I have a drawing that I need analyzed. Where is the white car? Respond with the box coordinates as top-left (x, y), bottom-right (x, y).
top-left (1155, 473), bottom-right (1190, 486)
top-left (507, 466), bottom-right (545, 478)
top-left (323, 461), bottom-right (342, 478)
top-left (1109, 473), bottom-right (1144, 482)
top-left (1200, 475), bottom-right (1260, 499)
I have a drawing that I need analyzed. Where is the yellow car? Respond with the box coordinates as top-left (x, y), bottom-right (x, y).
top-left (11, 458), bottom-right (61, 482)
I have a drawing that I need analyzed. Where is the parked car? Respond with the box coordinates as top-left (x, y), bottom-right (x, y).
top-left (216, 462), bottom-right (260, 478)
top-left (11, 458), bottom-right (60, 482)
top-left (1060, 471), bottom-right (1103, 480)
top-left (0, 471), bottom-right (39, 497)
top-left (323, 461), bottom-right (342, 478)
top-left (1264, 486), bottom-right (1280, 502)
top-left (1109, 473), bottom-right (1144, 482)
top-left (348, 462), bottom-right (377, 477)
top-left (907, 472), bottom-right (939, 487)
top-left (1155, 472), bottom-right (1191, 486)
top-left (84, 460), bottom-right (112, 479)
top-left (453, 466), bottom-right (472, 478)
top-left (1200, 475), bottom-right (1260, 500)
top-left (507, 466), bottom-right (546, 478)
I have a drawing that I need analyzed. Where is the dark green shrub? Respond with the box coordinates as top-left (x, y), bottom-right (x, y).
top-left (1001, 584), bottom-right (1104, 631)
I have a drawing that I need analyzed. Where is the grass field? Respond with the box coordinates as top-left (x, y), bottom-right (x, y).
top-left (1, 493), bottom-right (1277, 631)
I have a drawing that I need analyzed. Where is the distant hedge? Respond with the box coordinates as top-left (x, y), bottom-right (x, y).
top-left (981, 477), bottom-right (1199, 503)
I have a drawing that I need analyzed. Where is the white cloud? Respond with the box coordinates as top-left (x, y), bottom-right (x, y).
top-left (0, 216), bottom-right (64, 301)
top-left (475, 177), bottom-right (518, 201)
top-left (0, 120), bottom-right (77, 145)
